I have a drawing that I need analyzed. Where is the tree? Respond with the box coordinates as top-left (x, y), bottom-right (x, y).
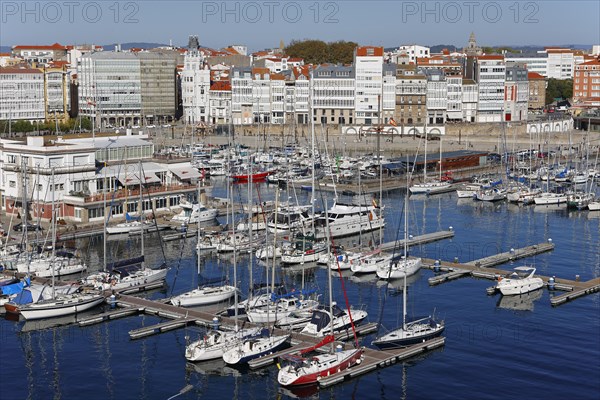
top-left (546, 78), bottom-right (573, 105)
top-left (285, 39), bottom-right (358, 65)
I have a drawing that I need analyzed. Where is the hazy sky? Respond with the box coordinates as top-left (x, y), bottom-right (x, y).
top-left (1, 1), bottom-right (599, 50)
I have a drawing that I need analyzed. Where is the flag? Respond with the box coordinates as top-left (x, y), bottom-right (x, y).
top-left (389, 118), bottom-right (397, 127)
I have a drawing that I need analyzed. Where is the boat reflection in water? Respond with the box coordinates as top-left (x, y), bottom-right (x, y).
top-left (185, 360), bottom-right (242, 377)
top-left (497, 288), bottom-right (543, 311)
top-left (278, 384), bottom-right (320, 399)
top-left (20, 309), bottom-right (103, 332)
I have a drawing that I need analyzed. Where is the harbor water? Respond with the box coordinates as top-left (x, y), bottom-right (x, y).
top-left (1, 180), bottom-right (599, 399)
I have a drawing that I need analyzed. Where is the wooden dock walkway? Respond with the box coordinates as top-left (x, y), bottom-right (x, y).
top-left (379, 230), bottom-right (455, 253)
top-left (422, 242), bottom-right (600, 305)
top-left (317, 337), bottom-right (446, 387)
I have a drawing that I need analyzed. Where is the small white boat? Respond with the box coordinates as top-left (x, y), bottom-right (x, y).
top-left (106, 220), bottom-right (150, 235)
top-left (493, 266), bottom-right (544, 295)
top-left (222, 334), bottom-right (290, 365)
top-left (16, 292), bottom-right (105, 320)
top-left (170, 285), bottom-right (236, 307)
top-left (588, 201), bottom-right (600, 211)
top-left (82, 263), bottom-right (168, 291)
top-left (185, 327), bottom-right (262, 362)
top-left (376, 256), bottom-right (422, 280)
top-left (171, 200), bottom-right (218, 224)
top-left (475, 188), bottom-right (506, 202)
top-left (409, 180), bottom-right (453, 195)
top-left (350, 251), bottom-right (393, 274)
top-left (301, 303), bottom-right (368, 337)
top-left (533, 192), bottom-right (568, 205)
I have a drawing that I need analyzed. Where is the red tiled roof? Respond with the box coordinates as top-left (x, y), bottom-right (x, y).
top-left (356, 46), bottom-right (383, 57)
top-left (0, 67), bottom-right (43, 74)
top-left (0, 53), bottom-right (11, 57)
top-left (478, 55), bottom-right (504, 60)
top-left (13, 43), bottom-right (66, 51)
top-left (576, 59), bottom-right (600, 67)
top-left (270, 73), bottom-right (285, 80)
top-left (528, 72), bottom-right (545, 80)
top-left (210, 81), bottom-right (231, 91)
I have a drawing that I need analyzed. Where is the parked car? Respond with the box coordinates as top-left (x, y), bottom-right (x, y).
top-left (13, 222), bottom-right (43, 232)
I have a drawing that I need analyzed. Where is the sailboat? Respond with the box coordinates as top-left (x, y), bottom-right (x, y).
top-left (277, 75), bottom-right (364, 385)
top-left (12, 170), bottom-right (104, 320)
top-left (185, 150), bottom-right (262, 362)
top-left (372, 169), bottom-right (444, 348)
top-left (408, 134), bottom-right (452, 195)
top-left (81, 162), bottom-right (168, 291)
top-left (378, 153), bottom-right (422, 280)
top-left (171, 202), bottom-right (235, 307)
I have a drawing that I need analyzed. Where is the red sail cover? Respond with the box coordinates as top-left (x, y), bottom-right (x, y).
top-left (299, 335), bottom-right (335, 355)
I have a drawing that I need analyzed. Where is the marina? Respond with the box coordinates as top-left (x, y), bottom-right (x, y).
top-left (1, 137), bottom-right (599, 399)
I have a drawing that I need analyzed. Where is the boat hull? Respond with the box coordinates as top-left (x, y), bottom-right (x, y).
top-left (18, 294), bottom-right (105, 320)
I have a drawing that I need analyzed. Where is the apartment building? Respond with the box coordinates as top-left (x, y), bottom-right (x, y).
top-left (475, 55), bottom-right (506, 122)
top-left (0, 67), bottom-right (45, 121)
top-left (504, 66), bottom-right (529, 121)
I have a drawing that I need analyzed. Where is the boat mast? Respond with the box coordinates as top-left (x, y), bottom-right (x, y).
top-left (423, 118), bottom-right (428, 182)
top-left (103, 159), bottom-right (107, 272)
top-left (51, 167), bottom-right (56, 299)
top-left (231, 177), bottom-right (238, 331)
top-left (139, 160), bottom-right (145, 269)
top-left (403, 160), bottom-right (409, 330)
top-left (324, 203), bottom-right (334, 352)
top-left (310, 67), bottom-right (316, 218)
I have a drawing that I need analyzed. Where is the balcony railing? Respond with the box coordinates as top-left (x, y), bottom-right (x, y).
top-left (71, 183), bottom-right (197, 204)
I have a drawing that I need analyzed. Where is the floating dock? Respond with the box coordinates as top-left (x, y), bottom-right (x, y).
top-left (379, 230), bottom-right (455, 253)
top-left (550, 277), bottom-right (600, 306)
top-left (317, 337), bottom-right (446, 387)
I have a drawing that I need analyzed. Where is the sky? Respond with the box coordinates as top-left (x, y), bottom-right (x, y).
top-left (1, 0), bottom-right (599, 51)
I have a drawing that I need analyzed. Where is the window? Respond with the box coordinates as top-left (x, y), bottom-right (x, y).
top-left (9, 181), bottom-right (16, 188)
top-left (88, 207), bottom-right (105, 219)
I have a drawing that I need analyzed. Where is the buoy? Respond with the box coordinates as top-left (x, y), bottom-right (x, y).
top-left (108, 294), bottom-right (117, 308)
top-left (433, 260), bottom-right (440, 273)
top-left (548, 238), bottom-right (553, 243)
top-left (548, 276), bottom-right (556, 290)
top-left (449, 226), bottom-right (454, 231)
top-left (336, 344), bottom-right (343, 353)
top-left (212, 317), bottom-right (220, 330)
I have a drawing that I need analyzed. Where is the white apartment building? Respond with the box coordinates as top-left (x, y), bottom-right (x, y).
top-left (270, 75), bottom-right (285, 124)
top-left (462, 79), bottom-right (478, 122)
top-left (425, 69), bottom-right (447, 125)
top-left (313, 65), bottom-right (355, 125)
top-left (395, 45), bottom-right (430, 63)
top-left (208, 81), bottom-right (232, 125)
top-left (0, 67), bottom-right (45, 121)
top-left (446, 75), bottom-right (463, 121)
top-left (475, 56), bottom-right (506, 122)
top-left (354, 46), bottom-right (384, 125)
top-left (182, 49), bottom-right (211, 124)
top-left (382, 64), bottom-right (396, 123)
top-left (546, 49), bottom-right (575, 79)
top-left (231, 67), bottom-right (254, 125)
top-left (505, 52), bottom-right (548, 77)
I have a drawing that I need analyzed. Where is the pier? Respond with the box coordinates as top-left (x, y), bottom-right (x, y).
top-left (421, 242), bottom-right (600, 306)
top-left (378, 230), bottom-right (455, 253)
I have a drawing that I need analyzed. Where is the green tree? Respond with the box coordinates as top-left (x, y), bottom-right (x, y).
top-left (546, 78), bottom-right (573, 105)
top-left (285, 39), bottom-right (358, 64)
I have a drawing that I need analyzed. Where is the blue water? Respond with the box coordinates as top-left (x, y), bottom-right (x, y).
top-left (1, 182), bottom-right (599, 399)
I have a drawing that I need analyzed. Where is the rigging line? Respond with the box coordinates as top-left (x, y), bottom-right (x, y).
top-left (138, 162), bottom-right (168, 267)
top-left (316, 183), bottom-right (359, 348)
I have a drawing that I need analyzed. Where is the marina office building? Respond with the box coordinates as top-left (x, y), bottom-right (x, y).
top-left (0, 133), bottom-right (202, 225)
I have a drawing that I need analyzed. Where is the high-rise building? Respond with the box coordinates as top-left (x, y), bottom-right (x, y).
top-left (78, 51), bottom-right (176, 128)
top-left (474, 55), bottom-right (506, 122)
top-left (504, 66), bottom-right (529, 121)
top-left (0, 67), bottom-right (45, 122)
top-left (354, 46), bottom-right (384, 125)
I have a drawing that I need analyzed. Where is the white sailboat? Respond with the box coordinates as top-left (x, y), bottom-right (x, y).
top-left (15, 170), bottom-right (104, 320)
top-left (376, 183), bottom-right (422, 280)
top-left (372, 169), bottom-right (444, 348)
top-left (82, 162), bottom-right (168, 291)
top-left (277, 74), bottom-right (364, 386)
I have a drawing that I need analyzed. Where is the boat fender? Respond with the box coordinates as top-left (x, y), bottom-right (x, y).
top-left (356, 357), bottom-right (362, 364)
